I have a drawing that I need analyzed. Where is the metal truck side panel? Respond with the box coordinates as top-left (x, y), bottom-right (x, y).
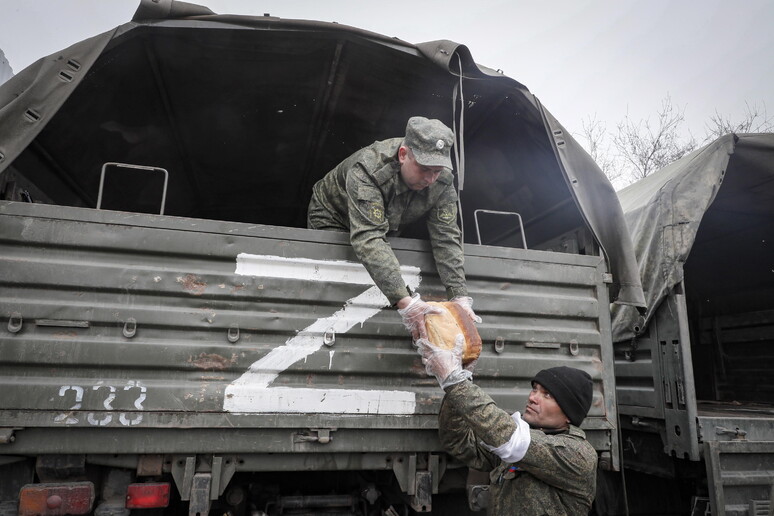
top-left (0, 201), bottom-right (616, 460)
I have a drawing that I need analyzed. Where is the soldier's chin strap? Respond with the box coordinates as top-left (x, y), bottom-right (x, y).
top-left (452, 53), bottom-right (466, 245)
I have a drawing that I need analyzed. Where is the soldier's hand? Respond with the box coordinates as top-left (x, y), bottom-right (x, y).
top-left (397, 294), bottom-right (444, 341)
top-left (451, 296), bottom-right (482, 324)
top-left (416, 335), bottom-right (471, 389)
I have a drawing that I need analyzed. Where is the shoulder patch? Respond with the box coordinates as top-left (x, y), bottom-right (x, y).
top-left (437, 203), bottom-right (457, 224)
top-left (360, 201), bottom-right (385, 224)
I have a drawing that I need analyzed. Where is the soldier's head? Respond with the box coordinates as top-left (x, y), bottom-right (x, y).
top-left (523, 366), bottom-right (593, 430)
top-left (398, 117), bottom-right (454, 191)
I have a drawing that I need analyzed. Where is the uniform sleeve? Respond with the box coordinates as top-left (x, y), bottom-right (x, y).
top-left (426, 183), bottom-right (467, 299)
top-left (346, 166), bottom-right (411, 305)
top-left (438, 386), bottom-right (500, 472)
top-left (438, 380), bottom-right (520, 471)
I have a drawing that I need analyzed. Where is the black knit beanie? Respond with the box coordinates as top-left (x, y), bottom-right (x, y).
top-left (532, 366), bottom-right (593, 427)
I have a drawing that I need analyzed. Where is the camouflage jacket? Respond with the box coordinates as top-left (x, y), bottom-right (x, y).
top-left (439, 380), bottom-right (598, 515)
top-left (308, 138), bottom-right (467, 304)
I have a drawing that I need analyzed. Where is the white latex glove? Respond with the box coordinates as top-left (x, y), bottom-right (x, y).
top-left (397, 293), bottom-right (444, 341)
top-left (451, 296), bottom-right (482, 324)
top-left (416, 335), bottom-right (472, 389)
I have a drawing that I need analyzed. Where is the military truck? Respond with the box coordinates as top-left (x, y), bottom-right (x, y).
top-left (0, 1), bottom-right (645, 514)
top-left (610, 133), bottom-right (774, 515)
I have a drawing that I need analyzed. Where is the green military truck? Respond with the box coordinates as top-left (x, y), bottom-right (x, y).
top-left (611, 133), bottom-right (774, 515)
top-left (0, 1), bottom-right (645, 514)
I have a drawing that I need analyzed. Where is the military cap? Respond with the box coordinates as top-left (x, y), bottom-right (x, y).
top-left (404, 116), bottom-right (455, 169)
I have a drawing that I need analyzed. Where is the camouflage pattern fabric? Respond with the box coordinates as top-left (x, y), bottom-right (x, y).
top-left (439, 380), bottom-right (598, 515)
top-left (308, 138), bottom-right (467, 304)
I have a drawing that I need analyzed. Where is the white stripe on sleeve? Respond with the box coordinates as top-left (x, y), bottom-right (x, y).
top-left (481, 411), bottom-right (531, 463)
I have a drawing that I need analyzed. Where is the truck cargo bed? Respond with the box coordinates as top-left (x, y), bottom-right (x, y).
top-left (0, 200), bottom-right (617, 459)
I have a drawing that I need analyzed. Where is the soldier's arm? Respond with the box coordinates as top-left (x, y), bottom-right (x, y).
top-left (346, 166), bottom-right (411, 305)
top-left (426, 183), bottom-right (467, 300)
top-left (438, 386), bottom-right (499, 472)
top-left (439, 380), bottom-right (532, 469)
top-left (443, 380), bottom-right (520, 447)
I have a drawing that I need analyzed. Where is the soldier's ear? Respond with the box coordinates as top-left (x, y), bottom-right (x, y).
top-left (398, 145), bottom-right (409, 164)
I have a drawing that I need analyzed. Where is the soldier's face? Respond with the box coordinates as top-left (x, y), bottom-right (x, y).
top-left (523, 382), bottom-right (570, 430)
top-left (399, 146), bottom-right (443, 190)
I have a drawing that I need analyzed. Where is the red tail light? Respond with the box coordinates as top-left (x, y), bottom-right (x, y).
top-left (125, 483), bottom-right (171, 509)
top-left (19, 482), bottom-right (94, 516)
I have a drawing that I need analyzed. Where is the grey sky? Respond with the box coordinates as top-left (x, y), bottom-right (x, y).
top-left (1, 0), bottom-right (772, 142)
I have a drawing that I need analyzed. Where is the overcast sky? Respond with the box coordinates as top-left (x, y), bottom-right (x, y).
top-left (1, 0), bottom-right (772, 143)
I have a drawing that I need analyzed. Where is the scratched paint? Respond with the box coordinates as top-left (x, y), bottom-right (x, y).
top-left (225, 254), bottom-right (421, 415)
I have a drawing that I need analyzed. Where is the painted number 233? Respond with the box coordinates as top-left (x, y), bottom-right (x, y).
top-left (54, 381), bottom-right (147, 426)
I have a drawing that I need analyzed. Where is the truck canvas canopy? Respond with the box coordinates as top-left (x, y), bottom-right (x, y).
top-left (0, 0), bottom-right (643, 308)
top-left (610, 133), bottom-right (774, 515)
top-left (612, 133), bottom-right (774, 343)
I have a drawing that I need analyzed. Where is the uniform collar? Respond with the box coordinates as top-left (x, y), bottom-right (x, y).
top-left (531, 424), bottom-right (586, 437)
top-left (396, 169), bottom-right (412, 195)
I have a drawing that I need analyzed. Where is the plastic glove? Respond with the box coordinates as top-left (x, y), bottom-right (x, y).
top-left (397, 293), bottom-right (444, 341)
top-left (416, 335), bottom-right (472, 389)
top-left (451, 296), bottom-right (482, 324)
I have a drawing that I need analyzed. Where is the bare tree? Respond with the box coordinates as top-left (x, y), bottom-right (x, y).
top-left (704, 101), bottom-right (773, 141)
top-left (578, 114), bottom-right (619, 184)
top-left (576, 96), bottom-right (771, 190)
top-left (612, 95), bottom-right (696, 182)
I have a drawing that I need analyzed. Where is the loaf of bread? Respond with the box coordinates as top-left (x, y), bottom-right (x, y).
top-left (425, 301), bottom-right (482, 366)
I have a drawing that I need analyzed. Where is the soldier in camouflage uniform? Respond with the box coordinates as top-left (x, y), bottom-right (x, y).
top-left (417, 338), bottom-right (597, 515)
top-left (308, 117), bottom-right (480, 337)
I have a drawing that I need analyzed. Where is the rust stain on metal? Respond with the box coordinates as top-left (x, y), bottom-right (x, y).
top-left (190, 352), bottom-right (236, 370)
top-left (177, 274), bottom-right (207, 295)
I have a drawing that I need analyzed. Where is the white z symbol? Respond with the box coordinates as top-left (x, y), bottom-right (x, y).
top-left (224, 254), bottom-right (421, 415)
